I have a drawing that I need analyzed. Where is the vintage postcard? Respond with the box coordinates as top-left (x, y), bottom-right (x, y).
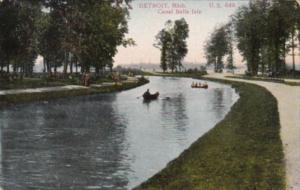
top-left (0, 0), bottom-right (299, 189)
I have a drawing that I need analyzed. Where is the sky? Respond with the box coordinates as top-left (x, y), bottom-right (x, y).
top-left (114, 0), bottom-right (250, 66)
top-left (34, 0), bottom-right (299, 70)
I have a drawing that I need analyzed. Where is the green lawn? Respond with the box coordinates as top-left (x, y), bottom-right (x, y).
top-left (227, 75), bottom-right (300, 86)
top-left (0, 78), bottom-right (69, 90)
top-left (0, 77), bottom-right (149, 109)
top-left (0, 75), bottom-right (116, 90)
top-left (135, 81), bottom-right (285, 190)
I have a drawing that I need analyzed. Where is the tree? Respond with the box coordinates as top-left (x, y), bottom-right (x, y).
top-left (230, 0), bottom-right (300, 76)
top-left (0, 0), bottom-right (21, 73)
top-left (154, 29), bottom-right (172, 72)
top-left (0, 0), bottom-right (40, 76)
top-left (283, 0), bottom-right (300, 73)
top-left (36, 11), bottom-right (64, 75)
top-left (87, 2), bottom-right (130, 75)
top-left (155, 18), bottom-right (189, 72)
top-left (172, 18), bottom-right (189, 72)
top-left (37, 0), bottom-right (132, 76)
top-left (225, 23), bottom-right (235, 71)
top-left (265, 1), bottom-right (289, 74)
top-left (204, 25), bottom-right (229, 72)
top-left (233, 2), bottom-right (268, 75)
top-left (0, 0), bottom-right (133, 79)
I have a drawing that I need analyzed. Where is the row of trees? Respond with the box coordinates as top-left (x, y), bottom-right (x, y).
top-left (204, 23), bottom-right (234, 72)
top-left (205, 0), bottom-right (300, 75)
top-left (155, 18), bottom-right (189, 72)
top-left (0, 0), bottom-right (133, 78)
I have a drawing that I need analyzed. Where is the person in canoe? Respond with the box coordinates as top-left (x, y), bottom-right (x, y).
top-left (191, 82), bottom-right (195, 88)
top-left (144, 89), bottom-right (150, 96)
top-left (192, 82), bottom-right (200, 87)
top-left (143, 89), bottom-right (159, 100)
top-left (191, 82), bottom-right (208, 89)
top-left (202, 82), bottom-right (208, 88)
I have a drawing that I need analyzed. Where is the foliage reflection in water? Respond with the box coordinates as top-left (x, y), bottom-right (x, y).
top-left (0, 76), bottom-right (238, 190)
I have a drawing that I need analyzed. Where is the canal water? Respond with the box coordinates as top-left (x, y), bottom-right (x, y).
top-left (0, 76), bottom-right (238, 190)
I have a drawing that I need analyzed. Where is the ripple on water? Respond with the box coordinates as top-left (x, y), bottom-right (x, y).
top-left (0, 76), bottom-right (239, 190)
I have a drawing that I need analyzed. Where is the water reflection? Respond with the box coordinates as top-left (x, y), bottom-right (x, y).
top-left (0, 76), bottom-right (238, 190)
top-left (0, 95), bottom-right (131, 190)
top-left (161, 93), bottom-right (188, 132)
top-left (209, 88), bottom-right (236, 120)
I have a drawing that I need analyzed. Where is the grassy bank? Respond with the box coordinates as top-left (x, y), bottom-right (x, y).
top-left (0, 75), bottom-right (116, 90)
top-left (227, 75), bottom-right (300, 86)
top-left (135, 81), bottom-right (285, 190)
top-left (0, 78), bottom-right (70, 90)
top-left (0, 77), bottom-right (148, 109)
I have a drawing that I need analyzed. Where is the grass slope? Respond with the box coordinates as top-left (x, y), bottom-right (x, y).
top-left (0, 78), bottom-right (73, 90)
top-left (0, 78), bottom-right (148, 109)
top-left (135, 81), bottom-right (285, 190)
top-left (227, 75), bottom-right (300, 86)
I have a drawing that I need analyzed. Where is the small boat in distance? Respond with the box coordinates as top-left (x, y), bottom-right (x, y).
top-left (143, 89), bottom-right (159, 101)
top-left (191, 82), bottom-right (208, 89)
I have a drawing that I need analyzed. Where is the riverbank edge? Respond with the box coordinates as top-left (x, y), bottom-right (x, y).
top-left (226, 75), bottom-right (300, 86)
top-left (134, 76), bottom-right (285, 190)
top-left (0, 78), bottom-right (149, 109)
top-left (143, 71), bottom-right (207, 78)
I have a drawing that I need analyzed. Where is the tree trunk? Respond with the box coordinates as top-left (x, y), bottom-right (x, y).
top-left (6, 59), bottom-right (9, 73)
top-left (81, 64), bottom-right (84, 73)
top-left (214, 58), bottom-right (217, 72)
top-left (22, 59), bottom-right (26, 79)
top-left (95, 66), bottom-right (100, 76)
top-left (13, 59), bottom-right (17, 73)
top-left (262, 63), bottom-right (265, 75)
top-left (292, 30), bottom-right (296, 73)
top-left (283, 40), bottom-right (286, 73)
top-left (63, 52), bottom-right (69, 76)
top-left (70, 61), bottom-right (73, 74)
top-left (85, 64), bottom-right (90, 73)
top-left (274, 42), bottom-right (280, 74)
top-left (20, 61), bottom-right (24, 80)
top-left (75, 61), bottom-right (78, 73)
top-left (46, 59), bottom-right (52, 75)
top-left (43, 57), bottom-right (46, 73)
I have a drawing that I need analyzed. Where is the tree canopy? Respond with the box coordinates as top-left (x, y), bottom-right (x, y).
top-left (205, 0), bottom-right (300, 76)
top-left (154, 18), bottom-right (189, 72)
top-left (0, 0), bottom-right (132, 77)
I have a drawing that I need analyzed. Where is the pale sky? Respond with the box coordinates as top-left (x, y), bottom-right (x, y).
top-left (34, 0), bottom-right (299, 70)
top-left (114, 0), bottom-right (250, 65)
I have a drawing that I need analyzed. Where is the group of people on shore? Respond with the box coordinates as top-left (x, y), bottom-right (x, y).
top-left (191, 81), bottom-right (208, 88)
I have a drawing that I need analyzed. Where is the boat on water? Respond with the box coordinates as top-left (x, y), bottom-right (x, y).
top-left (191, 82), bottom-right (208, 89)
top-left (143, 92), bottom-right (160, 101)
top-left (191, 85), bottom-right (208, 89)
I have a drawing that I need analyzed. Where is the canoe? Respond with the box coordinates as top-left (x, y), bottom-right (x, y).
top-left (143, 92), bottom-right (159, 100)
top-left (191, 85), bottom-right (208, 89)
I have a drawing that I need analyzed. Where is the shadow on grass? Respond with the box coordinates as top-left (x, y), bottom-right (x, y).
top-left (135, 80), bottom-right (285, 190)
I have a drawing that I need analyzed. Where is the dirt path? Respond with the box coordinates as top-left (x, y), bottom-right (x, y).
top-left (0, 77), bottom-right (140, 96)
top-left (204, 73), bottom-right (300, 190)
top-left (0, 85), bottom-right (88, 96)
